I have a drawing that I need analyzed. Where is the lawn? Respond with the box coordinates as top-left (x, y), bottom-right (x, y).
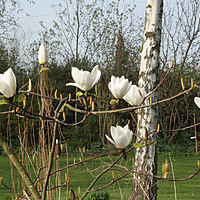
top-left (0, 154), bottom-right (200, 199)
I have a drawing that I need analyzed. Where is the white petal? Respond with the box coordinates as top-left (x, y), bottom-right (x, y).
top-left (106, 135), bottom-right (116, 145)
top-left (110, 126), bottom-right (117, 141)
top-left (71, 67), bottom-right (82, 85)
top-left (123, 85), bottom-right (145, 106)
top-left (66, 82), bottom-right (79, 88)
top-left (70, 66), bottom-right (101, 91)
top-left (194, 97), bottom-right (200, 108)
top-left (114, 134), bottom-right (129, 149)
top-left (108, 76), bottom-right (131, 99)
top-left (91, 69), bottom-right (101, 88)
top-left (0, 68), bottom-right (17, 97)
top-left (0, 80), bottom-right (13, 98)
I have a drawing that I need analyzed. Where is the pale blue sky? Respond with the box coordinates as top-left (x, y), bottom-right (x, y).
top-left (16, 0), bottom-right (147, 40)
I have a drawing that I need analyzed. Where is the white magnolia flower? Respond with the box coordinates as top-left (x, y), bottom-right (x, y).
top-left (108, 76), bottom-right (132, 99)
top-left (123, 85), bottom-right (146, 106)
top-left (106, 124), bottom-right (133, 149)
top-left (0, 68), bottom-right (17, 98)
top-left (194, 97), bottom-right (200, 108)
top-left (66, 65), bottom-right (101, 91)
top-left (38, 43), bottom-right (47, 65)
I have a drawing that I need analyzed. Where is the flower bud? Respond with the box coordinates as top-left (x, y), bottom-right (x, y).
top-left (38, 43), bottom-right (47, 65)
top-left (181, 78), bottom-right (185, 90)
top-left (165, 159), bottom-right (169, 175)
top-left (0, 177), bottom-right (3, 184)
top-left (143, 128), bottom-right (148, 140)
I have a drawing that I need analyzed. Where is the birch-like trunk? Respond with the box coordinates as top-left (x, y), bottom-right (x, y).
top-left (129, 1), bottom-right (163, 199)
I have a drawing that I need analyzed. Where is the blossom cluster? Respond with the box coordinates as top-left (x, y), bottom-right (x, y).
top-left (66, 66), bottom-right (146, 106)
top-left (0, 43), bottom-right (199, 151)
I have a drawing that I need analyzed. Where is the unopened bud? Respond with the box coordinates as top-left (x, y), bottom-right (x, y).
top-left (191, 78), bottom-right (194, 89)
top-left (165, 159), bottom-right (169, 175)
top-left (33, 153), bottom-right (36, 162)
top-left (90, 96), bottom-right (92, 105)
top-left (132, 158), bottom-right (135, 167)
top-left (112, 171), bottom-right (115, 180)
top-left (54, 89), bottom-right (58, 99)
top-left (38, 43), bottom-right (47, 65)
top-left (92, 101), bottom-right (95, 111)
top-left (143, 128), bottom-right (148, 140)
top-left (27, 79), bottom-right (32, 92)
top-left (16, 107), bottom-right (20, 112)
top-left (69, 93), bottom-right (71, 101)
top-left (78, 186), bottom-right (81, 196)
top-left (150, 96), bottom-right (152, 105)
top-left (0, 177), bottom-right (3, 184)
top-left (65, 173), bottom-right (68, 182)
top-left (157, 124), bottom-right (160, 133)
top-left (62, 112), bottom-right (66, 121)
top-left (181, 78), bottom-right (185, 90)
top-left (170, 60), bottom-right (173, 69)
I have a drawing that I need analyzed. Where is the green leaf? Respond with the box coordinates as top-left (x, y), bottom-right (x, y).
top-left (110, 99), bottom-right (119, 105)
top-left (76, 91), bottom-right (84, 97)
top-left (133, 143), bottom-right (143, 148)
top-left (15, 94), bottom-right (26, 102)
top-left (142, 139), bottom-right (147, 144)
top-left (0, 99), bottom-right (7, 105)
top-left (39, 67), bottom-right (50, 75)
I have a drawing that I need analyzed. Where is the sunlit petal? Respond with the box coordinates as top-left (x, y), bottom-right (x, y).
top-left (0, 68), bottom-right (17, 98)
top-left (108, 75), bottom-right (131, 99)
top-left (194, 97), bottom-right (200, 108)
top-left (123, 85), bottom-right (146, 106)
top-left (67, 66), bottom-right (101, 91)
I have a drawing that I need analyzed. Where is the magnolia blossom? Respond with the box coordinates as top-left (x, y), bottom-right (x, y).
top-left (66, 65), bottom-right (101, 91)
top-left (106, 124), bottom-right (133, 149)
top-left (194, 97), bottom-right (200, 108)
top-left (123, 85), bottom-right (146, 106)
top-left (38, 43), bottom-right (47, 65)
top-left (0, 68), bottom-right (17, 98)
top-left (108, 76), bottom-right (132, 99)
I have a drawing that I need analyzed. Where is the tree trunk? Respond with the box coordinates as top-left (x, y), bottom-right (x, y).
top-left (129, 0), bottom-right (163, 199)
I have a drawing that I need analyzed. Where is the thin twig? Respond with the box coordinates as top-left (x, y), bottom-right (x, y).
top-left (169, 153), bottom-right (177, 200)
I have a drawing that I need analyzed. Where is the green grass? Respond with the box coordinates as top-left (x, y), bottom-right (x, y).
top-left (0, 154), bottom-right (200, 199)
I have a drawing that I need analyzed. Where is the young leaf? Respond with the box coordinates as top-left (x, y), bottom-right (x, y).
top-left (15, 94), bottom-right (26, 102)
top-left (0, 99), bottom-right (7, 105)
top-left (76, 91), bottom-right (84, 97)
top-left (110, 99), bottom-right (119, 105)
top-left (133, 143), bottom-right (143, 148)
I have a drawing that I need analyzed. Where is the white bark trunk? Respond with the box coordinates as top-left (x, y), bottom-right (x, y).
top-left (129, 1), bottom-right (163, 199)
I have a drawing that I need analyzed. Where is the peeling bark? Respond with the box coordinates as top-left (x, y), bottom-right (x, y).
top-left (129, 1), bottom-right (163, 199)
